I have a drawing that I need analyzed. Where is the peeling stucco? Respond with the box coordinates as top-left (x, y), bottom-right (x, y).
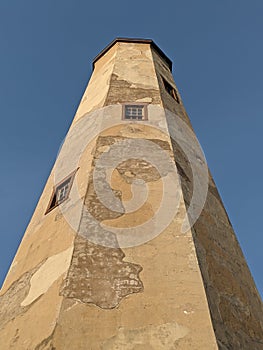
top-left (21, 247), bottom-right (73, 307)
top-left (61, 235), bottom-right (143, 309)
top-left (105, 73), bottom-right (161, 106)
top-left (0, 264), bottom-right (41, 329)
top-left (60, 134), bottom-right (175, 309)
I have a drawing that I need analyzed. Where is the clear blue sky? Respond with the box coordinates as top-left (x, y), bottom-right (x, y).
top-left (0, 1), bottom-right (262, 298)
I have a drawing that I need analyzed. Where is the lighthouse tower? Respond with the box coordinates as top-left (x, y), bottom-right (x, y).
top-left (0, 38), bottom-right (262, 350)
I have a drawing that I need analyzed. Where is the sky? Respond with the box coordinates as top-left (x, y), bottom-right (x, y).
top-left (0, 1), bottom-right (262, 298)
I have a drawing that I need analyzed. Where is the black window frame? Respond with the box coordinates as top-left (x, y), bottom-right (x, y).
top-left (161, 76), bottom-right (180, 103)
top-left (45, 169), bottom-right (78, 214)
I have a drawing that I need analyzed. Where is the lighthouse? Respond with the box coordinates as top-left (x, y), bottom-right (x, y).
top-left (0, 38), bottom-right (262, 349)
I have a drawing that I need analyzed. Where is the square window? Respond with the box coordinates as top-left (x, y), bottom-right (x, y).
top-left (45, 169), bottom-right (78, 214)
top-left (122, 104), bottom-right (148, 120)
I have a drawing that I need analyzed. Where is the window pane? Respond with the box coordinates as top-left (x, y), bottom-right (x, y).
top-left (124, 105), bottom-right (144, 120)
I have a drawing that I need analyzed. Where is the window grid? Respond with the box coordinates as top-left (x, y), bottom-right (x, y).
top-left (56, 180), bottom-right (71, 203)
top-left (123, 104), bottom-right (148, 121)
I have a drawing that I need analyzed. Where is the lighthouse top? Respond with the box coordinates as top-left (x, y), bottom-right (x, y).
top-left (92, 37), bottom-right (173, 71)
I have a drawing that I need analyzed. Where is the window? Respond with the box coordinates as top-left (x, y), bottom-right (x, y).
top-left (122, 104), bottom-right (148, 120)
top-left (45, 170), bottom-right (77, 214)
top-left (161, 76), bottom-right (180, 103)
